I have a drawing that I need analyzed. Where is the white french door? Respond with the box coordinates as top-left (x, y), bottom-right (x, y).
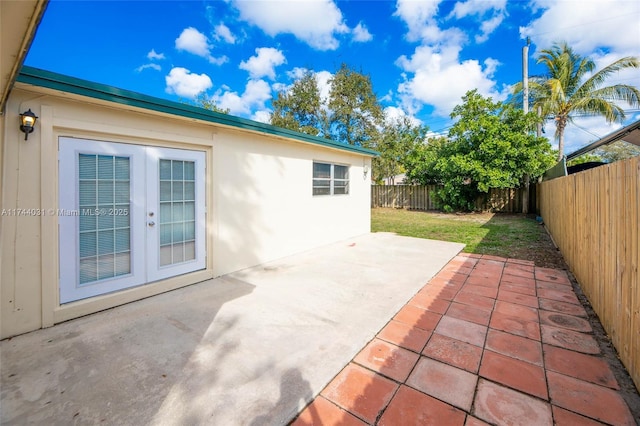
top-left (59, 137), bottom-right (206, 303)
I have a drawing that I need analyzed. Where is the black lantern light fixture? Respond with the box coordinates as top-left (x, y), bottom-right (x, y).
top-left (19, 109), bottom-right (38, 140)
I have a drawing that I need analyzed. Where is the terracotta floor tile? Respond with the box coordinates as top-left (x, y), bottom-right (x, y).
top-left (393, 305), bottom-right (442, 332)
top-left (535, 268), bottom-right (571, 285)
top-left (473, 379), bottom-right (552, 425)
top-left (409, 293), bottom-right (450, 314)
top-left (489, 310), bottom-right (541, 340)
top-left (485, 329), bottom-right (543, 366)
top-left (321, 363), bottom-right (398, 424)
top-left (543, 344), bottom-right (619, 389)
top-left (436, 271), bottom-right (469, 284)
top-left (469, 266), bottom-right (504, 281)
top-left (435, 316), bottom-right (488, 347)
top-left (420, 283), bottom-right (460, 301)
top-left (506, 258), bottom-right (535, 267)
top-left (541, 325), bottom-right (600, 354)
top-left (547, 371), bottom-right (635, 425)
top-left (539, 310), bottom-right (592, 333)
top-left (498, 282), bottom-right (536, 296)
top-left (458, 285), bottom-right (498, 299)
top-left (552, 406), bottom-right (609, 426)
top-left (539, 298), bottom-right (588, 317)
top-left (465, 275), bottom-right (500, 288)
top-left (354, 338), bottom-right (420, 382)
top-left (377, 320), bottom-right (432, 353)
top-left (479, 350), bottom-right (547, 399)
top-left (537, 280), bottom-right (574, 292)
top-left (378, 385), bottom-right (466, 426)
top-left (453, 292), bottom-right (495, 311)
top-left (481, 254), bottom-right (508, 262)
top-left (422, 333), bottom-right (483, 373)
top-left (453, 254), bottom-right (479, 265)
top-left (500, 274), bottom-right (536, 288)
top-left (537, 288), bottom-right (580, 305)
top-left (446, 302), bottom-right (491, 326)
top-left (406, 357), bottom-right (478, 411)
top-left (502, 267), bottom-right (535, 280)
top-left (292, 396), bottom-right (367, 426)
top-left (464, 416), bottom-right (492, 426)
top-left (497, 289), bottom-right (539, 308)
top-left (494, 300), bottom-right (539, 323)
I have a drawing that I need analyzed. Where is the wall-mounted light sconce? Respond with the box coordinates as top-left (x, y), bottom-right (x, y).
top-left (363, 164), bottom-right (370, 180)
top-left (19, 109), bottom-right (38, 140)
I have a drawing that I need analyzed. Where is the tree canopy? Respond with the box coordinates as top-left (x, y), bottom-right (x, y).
top-left (406, 90), bottom-right (555, 211)
top-left (270, 63), bottom-right (384, 148)
top-left (513, 42), bottom-right (640, 160)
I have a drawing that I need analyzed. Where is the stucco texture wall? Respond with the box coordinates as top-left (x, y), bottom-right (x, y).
top-left (0, 84), bottom-right (372, 338)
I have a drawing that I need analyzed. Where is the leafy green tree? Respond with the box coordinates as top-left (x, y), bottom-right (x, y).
top-left (373, 116), bottom-right (428, 184)
top-left (404, 136), bottom-right (448, 185)
top-left (270, 69), bottom-right (325, 136)
top-left (514, 42), bottom-right (640, 160)
top-left (194, 94), bottom-right (230, 114)
top-left (596, 141), bottom-right (640, 163)
top-left (426, 90), bottom-right (555, 211)
top-left (327, 64), bottom-right (384, 147)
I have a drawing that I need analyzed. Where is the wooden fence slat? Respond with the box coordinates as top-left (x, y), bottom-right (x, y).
top-left (538, 156), bottom-right (640, 391)
top-left (371, 185), bottom-right (529, 213)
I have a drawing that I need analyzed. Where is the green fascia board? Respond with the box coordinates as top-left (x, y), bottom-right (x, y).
top-left (16, 66), bottom-right (379, 157)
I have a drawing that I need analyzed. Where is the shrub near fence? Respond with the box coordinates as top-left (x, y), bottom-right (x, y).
top-left (538, 156), bottom-right (640, 391)
top-left (371, 185), bottom-right (529, 213)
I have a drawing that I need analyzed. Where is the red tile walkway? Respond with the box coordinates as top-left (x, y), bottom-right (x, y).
top-left (291, 254), bottom-right (637, 425)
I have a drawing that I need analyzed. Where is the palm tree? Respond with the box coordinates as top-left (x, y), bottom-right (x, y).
top-left (518, 42), bottom-right (640, 160)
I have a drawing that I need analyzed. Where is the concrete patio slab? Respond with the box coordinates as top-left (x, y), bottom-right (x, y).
top-left (0, 232), bottom-right (463, 425)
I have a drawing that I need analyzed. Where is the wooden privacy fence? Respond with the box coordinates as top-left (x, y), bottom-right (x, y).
top-left (371, 185), bottom-right (530, 213)
top-left (538, 156), bottom-right (640, 390)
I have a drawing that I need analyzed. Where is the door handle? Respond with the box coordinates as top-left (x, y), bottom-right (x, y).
top-left (148, 221), bottom-right (155, 227)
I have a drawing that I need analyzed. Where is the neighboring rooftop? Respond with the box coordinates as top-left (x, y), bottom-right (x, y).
top-left (566, 119), bottom-right (640, 161)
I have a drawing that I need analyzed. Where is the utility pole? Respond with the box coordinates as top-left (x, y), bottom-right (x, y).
top-left (522, 38), bottom-right (530, 214)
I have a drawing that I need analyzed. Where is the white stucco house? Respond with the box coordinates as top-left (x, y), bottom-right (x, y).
top-left (0, 1), bottom-right (375, 338)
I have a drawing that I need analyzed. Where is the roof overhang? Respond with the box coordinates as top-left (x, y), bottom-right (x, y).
top-left (566, 119), bottom-right (640, 161)
top-left (16, 66), bottom-right (378, 157)
top-left (0, 0), bottom-right (48, 114)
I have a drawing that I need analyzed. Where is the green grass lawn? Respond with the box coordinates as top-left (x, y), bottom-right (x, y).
top-left (371, 208), bottom-right (553, 262)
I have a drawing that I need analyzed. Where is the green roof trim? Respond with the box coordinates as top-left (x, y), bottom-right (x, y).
top-left (16, 66), bottom-right (378, 157)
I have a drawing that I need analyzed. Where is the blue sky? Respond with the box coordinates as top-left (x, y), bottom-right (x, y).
top-left (26, 0), bottom-right (640, 153)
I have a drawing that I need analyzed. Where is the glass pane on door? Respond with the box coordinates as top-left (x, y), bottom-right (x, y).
top-left (78, 154), bottom-right (131, 284)
top-left (158, 159), bottom-right (197, 266)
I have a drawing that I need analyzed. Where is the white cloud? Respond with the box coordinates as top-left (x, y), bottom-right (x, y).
top-left (384, 106), bottom-right (422, 127)
top-left (165, 67), bottom-right (213, 98)
top-left (520, 0), bottom-right (640, 57)
top-left (214, 23), bottom-right (236, 44)
top-left (449, 0), bottom-right (506, 19)
top-left (252, 110), bottom-right (272, 123)
top-left (240, 47), bottom-right (286, 80)
top-left (396, 44), bottom-right (508, 117)
top-left (352, 22), bottom-right (373, 42)
top-left (175, 27), bottom-right (228, 65)
top-left (394, 0), bottom-right (465, 45)
top-left (448, 0), bottom-right (506, 43)
top-left (212, 79), bottom-right (272, 116)
top-left (135, 63), bottom-right (161, 73)
top-left (231, 0), bottom-right (349, 50)
top-left (147, 49), bottom-right (166, 61)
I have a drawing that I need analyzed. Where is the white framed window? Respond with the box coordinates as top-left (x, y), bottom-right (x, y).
top-left (313, 162), bottom-right (349, 196)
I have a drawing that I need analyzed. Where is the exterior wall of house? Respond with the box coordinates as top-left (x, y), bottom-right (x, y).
top-left (0, 84), bottom-right (372, 338)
